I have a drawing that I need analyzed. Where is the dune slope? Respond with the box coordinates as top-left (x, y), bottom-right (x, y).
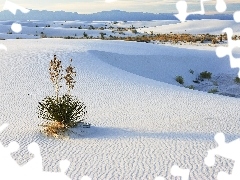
top-left (0, 39), bottom-right (240, 179)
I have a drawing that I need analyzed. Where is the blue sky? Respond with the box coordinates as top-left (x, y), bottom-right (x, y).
top-left (1, 0), bottom-right (240, 14)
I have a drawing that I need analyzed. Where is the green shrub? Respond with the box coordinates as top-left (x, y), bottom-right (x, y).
top-left (132, 29), bottom-right (138, 34)
top-left (199, 71), bottom-right (212, 80)
top-left (37, 55), bottom-right (88, 138)
top-left (100, 32), bottom-right (106, 39)
top-left (38, 94), bottom-right (87, 129)
top-left (234, 76), bottom-right (240, 84)
top-left (189, 69), bottom-right (194, 74)
top-left (175, 76), bottom-right (184, 84)
top-left (83, 32), bottom-right (88, 38)
top-left (7, 30), bottom-right (12, 34)
top-left (208, 88), bottom-right (218, 94)
top-left (186, 85), bottom-right (195, 90)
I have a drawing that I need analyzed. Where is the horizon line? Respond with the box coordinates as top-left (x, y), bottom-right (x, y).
top-left (0, 9), bottom-right (234, 15)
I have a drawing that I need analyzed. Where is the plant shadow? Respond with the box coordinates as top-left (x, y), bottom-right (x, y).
top-left (69, 125), bottom-right (240, 142)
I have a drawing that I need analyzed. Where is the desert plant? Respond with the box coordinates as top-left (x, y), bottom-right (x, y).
top-left (38, 55), bottom-right (88, 138)
top-left (132, 29), bottom-right (138, 34)
top-left (38, 94), bottom-right (87, 131)
top-left (49, 55), bottom-right (63, 98)
top-left (83, 32), bottom-right (88, 38)
top-left (189, 69), bottom-right (194, 74)
top-left (40, 121), bottom-right (65, 138)
top-left (199, 71), bottom-right (212, 80)
top-left (234, 76), bottom-right (240, 84)
top-left (7, 29), bottom-right (12, 34)
top-left (99, 32), bottom-right (106, 39)
top-left (193, 78), bottom-right (200, 83)
top-left (175, 76), bottom-right (184, 85)
top-left (208, 88), bottom-right (218, 94)
top-left (64, 59), bottom-right (76, 95)
top-left (40, 33), bottom-right (47, 38)
top-left (186, 85), bottom-right (195, 90)
top-left (211, 39), bottom-right (218, 44)
top-left (88, 25), bottom-right (95, 30)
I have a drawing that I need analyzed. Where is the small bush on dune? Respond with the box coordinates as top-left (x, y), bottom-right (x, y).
top-left (132, 29), bottom-right (138, 34)
top-left (186, 85), bottom-right (195, 90)
top-left (189, 69), bottom-right (194, 74)
top-left (175, 76), bottom-right (184, 85)
top-left (208, 88), bottom-right (218, 94)
top-left (38, 94), bottom-right (87, 128)
top-left (234, 76), bottom-right (240, 84)
top-left (199, 71), bottom-right (212, 80)
top-left (38, 55), bottom-right (88, 138)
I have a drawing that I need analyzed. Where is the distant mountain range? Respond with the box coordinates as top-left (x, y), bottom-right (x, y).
top-left (0, 9), bottom-right (234, 21)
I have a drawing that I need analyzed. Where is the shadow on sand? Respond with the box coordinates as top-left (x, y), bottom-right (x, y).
top-left (69, 125), bottom-right (240, 142)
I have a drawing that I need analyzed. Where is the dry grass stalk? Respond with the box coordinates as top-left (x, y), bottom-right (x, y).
top-left (40, 121), bottom-right (66, 138)
top-left (49, 55), bottom-right (63, 98)
top-left (64, 59), bottom-right (76, 95)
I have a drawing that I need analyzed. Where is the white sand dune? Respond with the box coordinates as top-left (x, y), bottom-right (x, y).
top-left (0, 19), bottom-right (238, 40)
top-left (138, 19), bottom-right (240, 35)
top-left (1, 39), bottom-right (240, 179)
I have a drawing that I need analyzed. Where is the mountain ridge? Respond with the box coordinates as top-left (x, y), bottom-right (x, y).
top-left (0, 9), bottom-right (233, 21)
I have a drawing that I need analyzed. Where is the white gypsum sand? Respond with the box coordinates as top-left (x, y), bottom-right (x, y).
top-left (0, 19), bottom-right (239, 40)
top-left (0, 39), bottom-right (240, 179)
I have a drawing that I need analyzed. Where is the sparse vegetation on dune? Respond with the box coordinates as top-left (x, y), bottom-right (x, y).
top-left (175, 75), bottom-right (184, 85)
top-left (234, 76), bottom-right (240, 84)
top-left (185, 85), bottom-right (195, 90)
top-left (189, 69), bottom-right (194, 74)
top-left (123, 32), bottom-right (230, 44)
top-left (37, 55), bottom-right (89, 138)
top-left (174, 69), bottom-right (240, 98)
top-left (199, 71), bottom-right (212, 80)
top-left (30, 31), bottom-right (239, 47)
top-left (208, 88), bottom-right (218, 94)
